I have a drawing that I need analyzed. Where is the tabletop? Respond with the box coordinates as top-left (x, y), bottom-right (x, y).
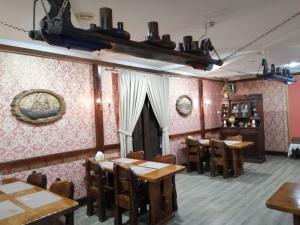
top-left (0, 178), bottom-right (78, 225)
top-left (182, 139), bottom-right (254, 150)
top-left (288, 143), bottom-right (300, 156)
top-left (99, 158), bottom-right (186, 182)
top-left (266, 182), bottom-right (300, 215)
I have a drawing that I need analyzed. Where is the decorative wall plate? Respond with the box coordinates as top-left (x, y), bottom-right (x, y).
top-left (176, 95), bottom-right (193, 116)
top-left (11, 89), bottom-right (66, 124)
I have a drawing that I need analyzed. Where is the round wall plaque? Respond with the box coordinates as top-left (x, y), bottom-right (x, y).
top-left (11, 89), bottom-right (66, 124)
top-left (176, 95), bottom-right (193, 116)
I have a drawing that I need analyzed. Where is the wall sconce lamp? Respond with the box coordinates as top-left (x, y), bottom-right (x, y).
top-left (202, 98), bottom-right (211, 106)
top-left (96, 98), bottom-right (101, 105)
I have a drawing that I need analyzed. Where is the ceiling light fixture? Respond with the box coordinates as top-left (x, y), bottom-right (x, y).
top-left (257, 59), bottom-right (296, 85)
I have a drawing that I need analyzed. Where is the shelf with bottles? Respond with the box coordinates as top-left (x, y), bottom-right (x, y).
top-left (231, 102), bottom-right (250, 118)
top-left (222, 117), bottom-right (261, 128)
top-left (250, 101), bottom-right (259, 118)
top-left (221, 103), bottom-right (230, 118)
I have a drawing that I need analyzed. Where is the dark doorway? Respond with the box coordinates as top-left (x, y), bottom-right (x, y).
top-left (132, 96), bottom-right (162, 160)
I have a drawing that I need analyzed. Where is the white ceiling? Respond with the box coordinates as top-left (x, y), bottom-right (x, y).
top-left (0, 0), bottom-right (300, 79)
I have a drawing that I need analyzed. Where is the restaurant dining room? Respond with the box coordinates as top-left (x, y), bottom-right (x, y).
top-left (0, 0), bottom-right (300, 225)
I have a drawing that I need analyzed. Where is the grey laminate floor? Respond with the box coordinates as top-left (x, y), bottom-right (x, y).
top-left (75, 155), bottom-right (299, 225)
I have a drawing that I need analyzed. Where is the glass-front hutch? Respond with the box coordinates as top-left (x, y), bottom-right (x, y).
top-left (220, 94), bottom-right (265, 163)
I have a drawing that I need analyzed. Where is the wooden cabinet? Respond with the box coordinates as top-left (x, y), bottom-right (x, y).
top-left (220, 94), bottom-right (265, 163)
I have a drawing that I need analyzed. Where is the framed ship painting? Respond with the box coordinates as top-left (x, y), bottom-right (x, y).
top-left (176, 95), bottom-right (193, 116)
top-left (11, 89), bottom-right (66, 124)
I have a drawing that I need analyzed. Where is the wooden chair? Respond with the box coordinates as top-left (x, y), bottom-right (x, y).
top-left (85, 159), bottom-right (114, 222)
top-left (226, 135), bottom-right (243, 141)
top-left (185, 138), bottom-right (210, 174)
top-left (126, 151), bottom-right (145, 160)
top-left (49, 178), bottom-right (75, 225)
top-left (27, 171), bottom-right (47, 189)
top-left (153, 154), bottom-right (178, 211)
top-left (210, 139), bottom-right (233, 178)
top-left (153, 154), bottom-right (176, 164)
top-left (114, 163), bottom-right (148, 225)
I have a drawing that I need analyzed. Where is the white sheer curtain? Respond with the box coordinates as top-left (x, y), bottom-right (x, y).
top-left (118, 69), bottom-right (148, 157)
top-left (147, 75), bottom-right (170, 155)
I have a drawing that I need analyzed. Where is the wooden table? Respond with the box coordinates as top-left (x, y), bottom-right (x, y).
top-left (182, 139), bottom-right (254, 177)
top-left (0, 178), bottom-right (78, 225)
top-left (101, 158), bottom-right (185, 225)
top-left (267, 182), bottom-right (300, 225)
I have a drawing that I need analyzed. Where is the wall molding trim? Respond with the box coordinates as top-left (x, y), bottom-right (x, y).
top-left (265, 151), bottom-right (287, 156)
top-left (0, 145), bottom-right (120, 174)
top-left (0, 148), bottom-right (97, 174)
top-left (169, 127), bottom-right (220, 140)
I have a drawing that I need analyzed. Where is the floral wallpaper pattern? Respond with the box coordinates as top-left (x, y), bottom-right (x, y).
top-left (234, 80), bottom-right (289, 152)
top-left (169, 77), bottom-right (201, 134)
top-left (168, 77), bottom-right (201, 164)
top-left (102, 69), bottom-right (119, 145)
top-left (203, 80), bottom-right (223, 129)
top-left (0, 52), bottom-right (96, 162)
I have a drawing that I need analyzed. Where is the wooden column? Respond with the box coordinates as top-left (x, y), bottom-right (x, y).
top-left (199, 79), bottom-right (205, 138)
top-left (93, 64), bottom-right (104, 150)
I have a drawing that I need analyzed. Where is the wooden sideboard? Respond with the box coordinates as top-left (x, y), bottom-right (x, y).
top-left (220, 94), bottom-right (265, 163)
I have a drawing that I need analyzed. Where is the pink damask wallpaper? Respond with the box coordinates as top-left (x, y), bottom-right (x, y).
top-left (169, 77), bottom-right (201, 163)
top-left (102, 69), bottom-right (119, 145)
top-left (169, 77), bottom-right (201, 134)
top-left (203, 80), bottom-right (223, 129)
top-left (0, 52), bottom-right (96, 162)
top-left (234, 80), bottom-right (289, 152)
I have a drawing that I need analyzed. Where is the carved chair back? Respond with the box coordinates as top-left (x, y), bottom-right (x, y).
top-left (126, 151), bottom-right (145, 160)
top-left (114, 163), bottom-right (147, 225)
top-left (153, 154), bottom-right (176, 164)
top-left (49, 178), bottom-right (74, 199)
top-left (153, 154), bottom-right (178, 211)
top-left (49, 178), bottom-right (75, 225)
top-left (27, 171), bottom-right (47, 189)
top-left (210, 139), bottom-right (227, 160)
top-left (85, 159), bottom-right (114, 221)
top-left (85, 159), bottom-right (105, 190)
top-left (210, 138), bottom-right (232, 178)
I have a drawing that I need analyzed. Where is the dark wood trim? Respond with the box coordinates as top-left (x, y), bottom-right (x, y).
top-left (169, 127), bottom-right (220, 140)
top-left (0, 148), bottom-right (97, 172)
top-left (104, 143), bottom-right (120, 151)
top-left (199, 79), bottom-right (205, 138)
top-left (0, 43), bottom-right (217, 80)
top-left (93, 65), bottom-right (104, 150)
top-left (169, 130), bottom-right (202, 140)
top-left (266, 151), bottom-right (287, 156)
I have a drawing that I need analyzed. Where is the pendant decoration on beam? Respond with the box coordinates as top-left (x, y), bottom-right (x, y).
top-left (29, 0), bottom-right (223, 71)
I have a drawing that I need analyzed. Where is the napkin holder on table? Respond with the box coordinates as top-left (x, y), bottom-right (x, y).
top-left (95, 151), bottom-right (105, 163)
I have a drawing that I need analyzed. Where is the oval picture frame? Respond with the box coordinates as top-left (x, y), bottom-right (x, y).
top-left (176, 95), bottom-right (193, 116)
top-left (11, 89), bottom-right (66, 124)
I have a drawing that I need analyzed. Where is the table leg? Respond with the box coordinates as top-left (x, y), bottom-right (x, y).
top-left (232, 150), bottom-right (244, 177)
top-left (239, 150), bottom-right (244, 175)
top-left (149, 177), bottom-right (174, 225)
top-left (293, 214), bottom-right (300, 225)
top-left (232, 151), bottom-right (239, 177)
